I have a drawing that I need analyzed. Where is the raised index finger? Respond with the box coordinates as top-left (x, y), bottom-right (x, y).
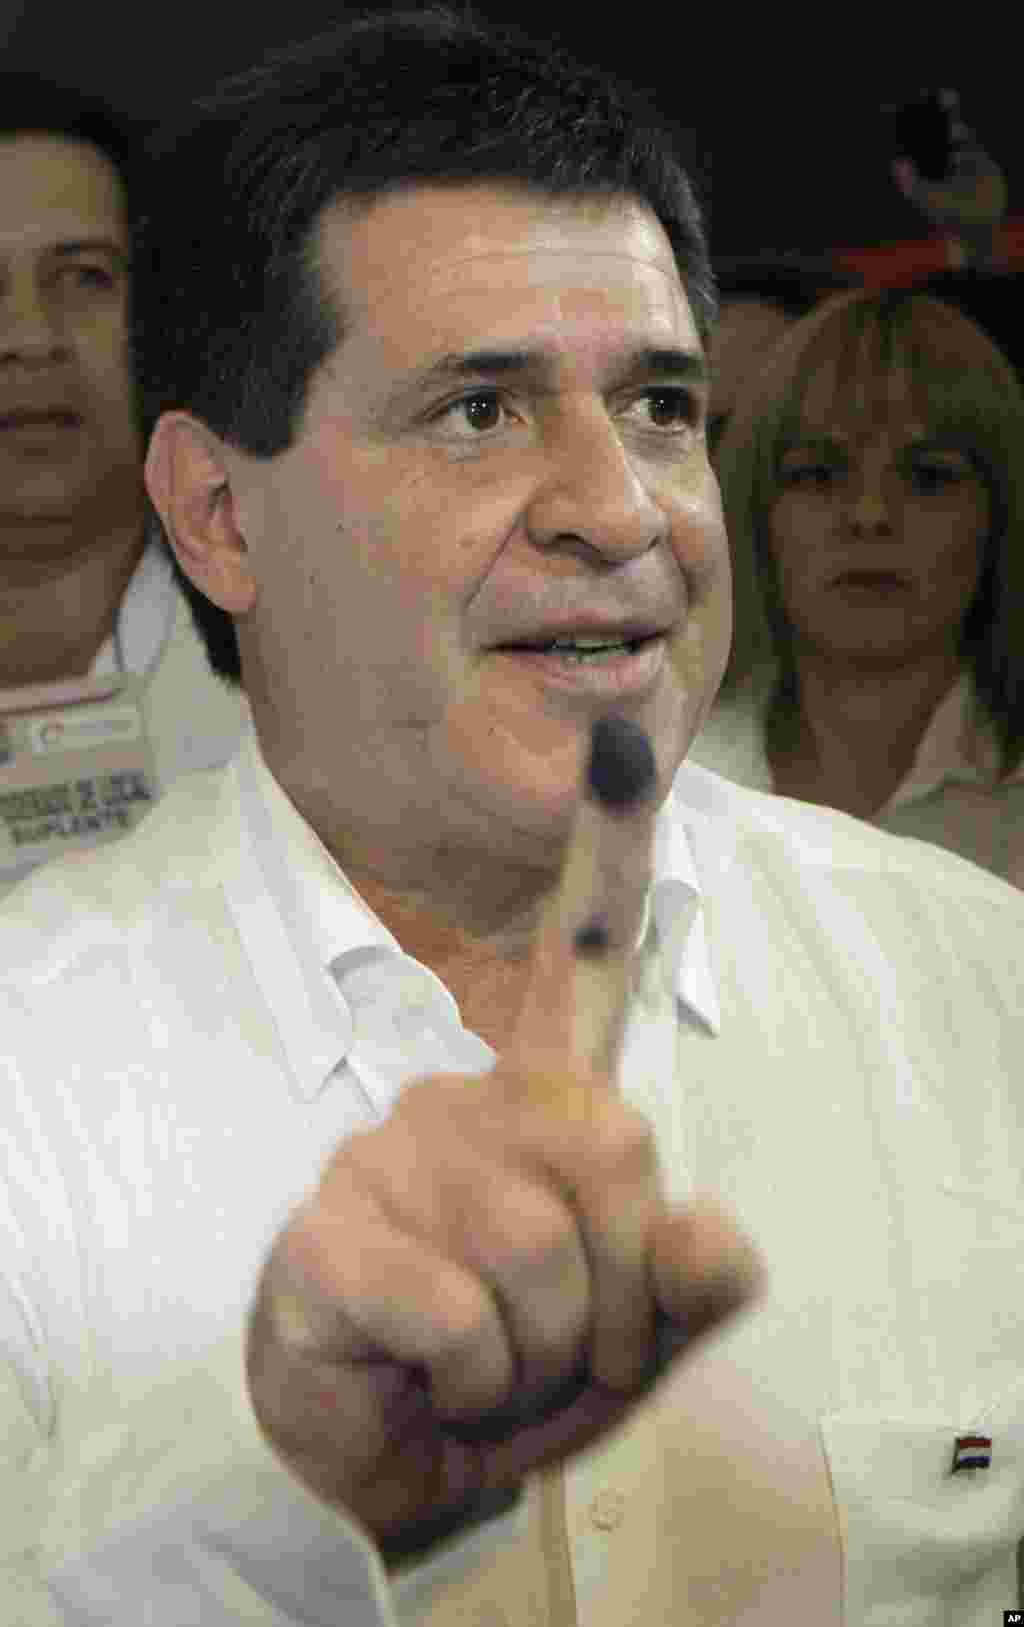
top-left (511, 713), bottom-right (659, 1083)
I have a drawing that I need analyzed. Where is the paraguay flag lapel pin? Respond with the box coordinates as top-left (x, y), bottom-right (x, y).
top-left (951, 1435), bottom-right (993, 1474)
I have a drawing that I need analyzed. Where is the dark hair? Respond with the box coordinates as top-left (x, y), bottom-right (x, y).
top-left (133, 2), bottom-right (719, 687)
top-left (0, 73), bottom-right (154, 437)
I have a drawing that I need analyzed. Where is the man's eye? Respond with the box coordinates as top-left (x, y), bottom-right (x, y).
top-left (432, 386), bottom-right (699, 439)
top-left (435, 390), bottom-right (508, 435)
top-left (625, 388), bottom-right (699, 432)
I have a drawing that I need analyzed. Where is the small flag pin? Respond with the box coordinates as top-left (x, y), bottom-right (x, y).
top-left (951, 1434), bottom-right (992, 1473)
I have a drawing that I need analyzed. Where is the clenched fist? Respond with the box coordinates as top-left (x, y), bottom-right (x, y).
top-left (245, 717), bottom-right (765, 1559)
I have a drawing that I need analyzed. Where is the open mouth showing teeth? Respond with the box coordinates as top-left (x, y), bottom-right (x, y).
top-left (498, 635), bottom-right (650, 662)
top-left (491, 632), bottom-right (667, 690)
top-left (544, 641), bottom-right (639, 663)
top-left (543, 634), bottom-right (638, 660)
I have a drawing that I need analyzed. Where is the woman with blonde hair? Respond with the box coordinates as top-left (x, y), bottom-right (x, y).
top-left (689, 285), bottom-right (1024, 884)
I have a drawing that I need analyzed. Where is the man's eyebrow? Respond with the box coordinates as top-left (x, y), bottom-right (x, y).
top-left (395, 345), bottom-right (710, 399)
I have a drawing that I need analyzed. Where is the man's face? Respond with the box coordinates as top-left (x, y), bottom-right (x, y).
top-left (221, 184), bottom-right (731, 869)
top-left (0, 134), bottom-right (141, 545)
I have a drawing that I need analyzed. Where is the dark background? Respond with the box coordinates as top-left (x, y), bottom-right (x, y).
top-left (1, 0), bottom-right (1017, 264)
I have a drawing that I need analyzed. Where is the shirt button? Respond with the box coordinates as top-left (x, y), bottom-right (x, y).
top-left (589, 1489), bottom-right (626, 1531)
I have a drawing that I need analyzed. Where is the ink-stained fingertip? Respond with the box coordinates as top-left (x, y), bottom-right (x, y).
top-left (572, 917), bottom-right (611, 956)
top-left (587, 716), bottom-right (657, 810)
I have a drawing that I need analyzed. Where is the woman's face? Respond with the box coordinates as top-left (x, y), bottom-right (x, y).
top-left (766, 350), bottom-right (990, 670)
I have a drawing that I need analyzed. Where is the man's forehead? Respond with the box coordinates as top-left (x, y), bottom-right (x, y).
top-left (317, 185), bottom-right (695, 389)
top-left (427, 246), bottom-right (683, 295)
top-left (322, 183), bottom-right (683, 304)
top-left (0, 135), bottom-right (127, 253)
top-left (0, 217), bottom-right (126, 254)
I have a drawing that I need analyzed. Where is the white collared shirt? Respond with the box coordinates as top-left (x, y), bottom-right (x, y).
top-left (688, 668), bottom-right (1024, 885)
top-left (0, 536), bottom-right (249, 896)
top-left (2, 719), bottom-right (1024, 1625)
top-left (230, 723), bottom-right (720, 1116)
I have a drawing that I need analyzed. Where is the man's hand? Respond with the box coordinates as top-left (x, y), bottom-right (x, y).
top-left (245, 716), bottom-right (764, 1551)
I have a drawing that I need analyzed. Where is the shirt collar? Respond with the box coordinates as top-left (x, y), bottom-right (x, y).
top-left (227, 720), bottom-right (729, 1103)
top-left (91, 534), bottom-right (178, 681)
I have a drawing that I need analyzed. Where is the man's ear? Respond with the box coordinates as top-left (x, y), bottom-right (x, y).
top-left (144, 412), bottom-right (257, 615)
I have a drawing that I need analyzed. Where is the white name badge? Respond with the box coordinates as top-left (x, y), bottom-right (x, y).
top-left (0, 671), bottom-right (160, 874)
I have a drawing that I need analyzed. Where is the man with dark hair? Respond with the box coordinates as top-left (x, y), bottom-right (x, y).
top-left (2, 9), bottom-right (1024, 1624)
top-left (0, 76), bottom-right (247, 895)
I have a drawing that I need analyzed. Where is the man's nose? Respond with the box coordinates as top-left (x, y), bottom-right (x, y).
top-left (524, 408), bottom-right (672, 558)
top-left (0, 281), bottom-right (71, 363)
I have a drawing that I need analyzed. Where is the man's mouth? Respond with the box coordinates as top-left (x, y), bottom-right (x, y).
top-left (0, 411), bottom-right (81, 431)
top-left (496, 634), bottom-right (650, 662)
top-left (492, 632), bottom-right (668, 694)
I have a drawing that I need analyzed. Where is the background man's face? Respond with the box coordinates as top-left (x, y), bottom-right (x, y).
top-left (0, 134), bottom-right (141, 547)
top-left (220, 184), bottom-right (732, 870)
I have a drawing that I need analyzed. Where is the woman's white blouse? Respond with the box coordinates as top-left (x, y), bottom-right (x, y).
top-left (689, 670), bottom-right (1024, 887)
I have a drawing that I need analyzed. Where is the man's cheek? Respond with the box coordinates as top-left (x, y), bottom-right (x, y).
top-left (359, 605), bottom-right (461, 728)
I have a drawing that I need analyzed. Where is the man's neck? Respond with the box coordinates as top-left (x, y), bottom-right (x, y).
top-left (331, 846), bottom-right (549, 1052)
top-left (772, 643), bottom-right (962, 815)
top-left (255, 725), bottom-right (557, 1048)
top-left (0, 507), bottom-right (147, 688)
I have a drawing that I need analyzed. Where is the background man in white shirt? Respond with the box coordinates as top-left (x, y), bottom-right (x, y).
top-left (0, 80), bottom-right (149, 690)
top-left (0, 75), bottom-right (247, 894)
top-left (3, 7), bottom-right (1024, 1624)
